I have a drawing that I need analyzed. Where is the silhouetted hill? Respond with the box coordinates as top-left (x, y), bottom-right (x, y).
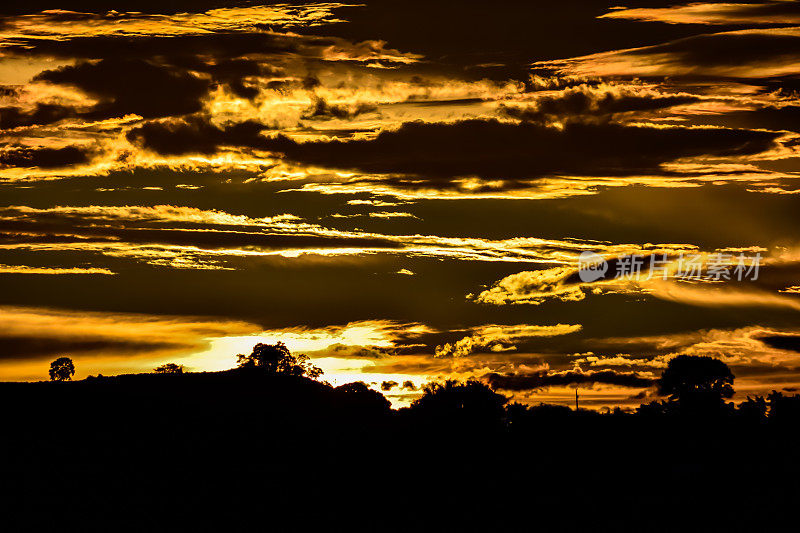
top-left (3, 371), bottom-right (800, 531)
top-left (2, 369), bottom-right (394, 457)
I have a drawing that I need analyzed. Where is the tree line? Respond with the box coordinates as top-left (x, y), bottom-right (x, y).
top-left (44, 343), bottom-right (800, 424)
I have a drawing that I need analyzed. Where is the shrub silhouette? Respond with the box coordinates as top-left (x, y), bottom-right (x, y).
top-left (49, 357), bottom-right (75, 381)
top-left (236, 341), bottom-right (323, 379)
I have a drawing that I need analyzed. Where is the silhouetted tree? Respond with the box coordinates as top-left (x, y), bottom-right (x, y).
top-left (49, 357), bottom-right (75, 381)
top-left (154, 363), bottom-right (184, 374)
top-left (736, 395), bottom-right (767, 423)
top-left (637, 399), bottom-right (670, 417)
top-left (236, 342), bottom-right (323, 379)
top-left (410, 379), bottom-right (507, 429)
top-left (334, 382), bottom-right (392, 414)
top-left (657, 355), bottom-right (734, 414)
top-left (507, 401), bottom-right (573, 421)
top-left (767, 390), bottom-right (800, 424)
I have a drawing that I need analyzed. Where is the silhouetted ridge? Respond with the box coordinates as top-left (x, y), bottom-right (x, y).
top-left (4, 354), bottom-right (800, 530)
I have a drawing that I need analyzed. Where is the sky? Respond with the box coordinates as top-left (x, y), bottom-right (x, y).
top-left (3, 1), bottom-right (800, 408)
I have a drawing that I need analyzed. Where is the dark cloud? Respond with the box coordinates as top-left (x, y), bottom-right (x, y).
top-left (690, 104), bottom-right (800, 134)
top-left (34, 59), bottom-right (211, 119)
top-left (402, 380), bottom-right (417, 391)
top-left (500, 87), bottom-right (699, 124)
top-left (126, 116), bottom-right (272, 156)
top-left (256, 119), bottom-right (782, 180)
top-left (0, 335), bottom-right (184, 360)
top-left (0, 232), bottom-right (118, 246)
top-left (485, 369), bottom-right (656, 391)
top-left (322, 0), bottom-right (706, 68)
top-left (0, 146), bottom-right (91, 169)
top-left (759, 335), bottom-right (800, 354)
top-left (0, 1), bottom-right (253, 16)
top-left (758, 76), bottom-right (800, 97)
top-left (3, 58), bottom-right (283, 133)
top-left (302, 97), bottom-right (377, 121)
top-left (380, 380), bottom-right (398, 391)
top-left (7, 27), bottom-right (395, 72)
top-left (624, 29), bottom-right (800, 74)
top-left (405, 97), bottom-right (485, 107)
top-left (158, 55), bottom-right (287, 99)
top-left (607, 1), bottom-right (800, 27)
top-left (323, 343), bottom-right (396, 358)
top-left (0, 219), bottom-right (403, 252)
top-left (11, 32), bottom-right (304, 62)
top-left (0, 104), bottom-right (78, 130)
top-left (203, 58), bottom-right (283, 100)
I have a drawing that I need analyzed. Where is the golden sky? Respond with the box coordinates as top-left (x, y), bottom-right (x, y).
top-left (4, 1), bottom-right (800, 408)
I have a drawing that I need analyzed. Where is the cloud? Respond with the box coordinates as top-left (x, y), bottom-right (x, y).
top-left (7, 16), bottom-right (419, 66)
top-left (252, 320), bottom-right (435, 357)
top-left (0, 305), bottom-right (261, 363)
top-left (34, 58), bottom-right (212, 119)
top-left (600, 2), bottom-right (800, 26)
top-left (0, 5), bottom-right (346, 42)
top-left (759, 334), bottom-right (800, 353)
top-left (537, 26), bottom-right (800, 78)
top-left (499, 83), bottom-right (699, 124)
top-left (0, 103), bottom-right (78, 129)
top-left (319, 343), bottom-right (396, 358)
top-left (593, 326), bottom-right (800, 371)
top-left (476, 250), bottom-right (800, 311)
top-left (402, 380), bottom-right (417, 391)
top-left (485, 368), bottom-right (656, 391)
top-left (380, 380), bottom-right (398, 391)
top-left (0, 204), bottom-right (682, 269)
top-left (126, 116), bottom-right (272, 155)
top-left (0, 264), bottom-right (114, 275)
top-left (684, 104), bottom-right (800, 135)
top-left (474, 267), bottom-right (586, 305)
top-left (0, 204), bottom-right (300, 227)
top-left (301, 96), bottom-right (377, 120)
top-left (646, 278), bottom-right (800, 311)
top-left (254, 119), bottom-right (784, 182)
top-left (0, 145), bottom-right (93, 169)
top-left (435, 323), bottom-right (582, 358)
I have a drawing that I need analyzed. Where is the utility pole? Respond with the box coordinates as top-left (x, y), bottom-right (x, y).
top-left (575, 388), bottom-right (579, 411)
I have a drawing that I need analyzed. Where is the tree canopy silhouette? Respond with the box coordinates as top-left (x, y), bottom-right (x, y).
top-left (410, 379), bottom-right (507, 429)
top-left (154, 363), bottom-right (184, 374)
top-left (49, 357), bottom-right (75, 381)
top-left (657, 355), bottom-right (734, 413)
top-left (236, 342), bottom-right (323, 379)
top-left (334, 382), bottom-right (392, 414)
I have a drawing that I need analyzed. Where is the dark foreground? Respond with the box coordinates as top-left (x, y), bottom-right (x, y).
top-left (2, 370), bottom-right (799, 532)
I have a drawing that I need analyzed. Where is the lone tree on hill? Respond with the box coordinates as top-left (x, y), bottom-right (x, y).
top-left (236, 341), bottom-right (323, 379)
top-left (49, 357), bottom-right (75, 381)
top-left (154, 363), bottom-right (184, 374)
